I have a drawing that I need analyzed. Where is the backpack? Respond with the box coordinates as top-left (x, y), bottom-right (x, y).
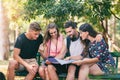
top-left (0, 72), bottom-right (6, 80)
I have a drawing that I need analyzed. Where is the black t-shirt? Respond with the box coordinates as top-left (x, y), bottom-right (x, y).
top-left (14, 33), bottom-right (43, 59)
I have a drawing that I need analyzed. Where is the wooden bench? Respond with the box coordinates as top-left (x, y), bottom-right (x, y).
top-left (15, 52), bottom-right (120, 80)
top-left (58, 52), bottom-right (120, 80)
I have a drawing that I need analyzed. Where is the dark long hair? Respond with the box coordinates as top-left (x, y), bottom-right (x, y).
top-left (79, 23), bottom-right (97, 38)
top-left (79, 23), bottom-right (98, 57)
top-left (43, 23), bottom-right (60, 45)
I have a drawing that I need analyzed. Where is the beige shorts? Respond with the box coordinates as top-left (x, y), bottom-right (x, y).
top-left (16, 58), bottom-right (38, 71)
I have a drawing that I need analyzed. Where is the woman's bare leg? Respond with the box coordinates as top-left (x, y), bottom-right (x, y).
top-left (47, 65), bottom-right (58, 80)
top-left (89, 64), bottom-right (104, 75)
top-left (45, 67), bottom-right (50, 80)
top-left (78, 64), bottom-right (104, 80)
top-left (39, 66), bottom-right (46, 79)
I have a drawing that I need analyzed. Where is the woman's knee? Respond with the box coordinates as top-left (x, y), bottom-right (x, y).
top-left (68, 65), bottom-right (76, 73)
top-left (39, 66), bottom-right (45, 75)
top-left (47, 65), bottom-right (56, 71)
top-left (89, 64), bottom-right (104, 75)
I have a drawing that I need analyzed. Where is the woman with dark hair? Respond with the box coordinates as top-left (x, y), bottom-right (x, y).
top-left (72, 23), bottom-right (115, 80)
top-left (38, 23), bottom-right (66, 80)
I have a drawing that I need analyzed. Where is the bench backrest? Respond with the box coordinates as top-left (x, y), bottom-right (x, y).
top-left (36, 52), bottom-right (41, 65)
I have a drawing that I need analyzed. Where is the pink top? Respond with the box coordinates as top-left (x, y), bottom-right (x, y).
top-left (46, 34), bottom-right (63, 57)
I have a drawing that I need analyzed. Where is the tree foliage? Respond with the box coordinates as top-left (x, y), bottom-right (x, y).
top-left (23, 0), bottom-right (120, 45)
top-left (23, 0), bottom-right (118, 24)
top-left (2, 0), bottom-right (120, 53)
top-left (3, 0), bottom-right (27, 32)
top-left (4, 0), bottom-right (120, 40)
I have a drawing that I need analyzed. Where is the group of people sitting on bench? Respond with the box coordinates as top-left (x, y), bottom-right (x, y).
top-left (7, 21), bottom-right (115, 80)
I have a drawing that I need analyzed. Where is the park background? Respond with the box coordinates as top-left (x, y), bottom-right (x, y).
top-left (0, 0), bottom-right (120, 79)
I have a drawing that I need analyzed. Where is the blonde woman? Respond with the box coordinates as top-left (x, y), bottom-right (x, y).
top-left (39, 23), bottom-right (66, 80)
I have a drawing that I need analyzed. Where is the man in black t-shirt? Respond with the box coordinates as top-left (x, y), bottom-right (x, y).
top-left (7, 22), bottom-right (43, 80)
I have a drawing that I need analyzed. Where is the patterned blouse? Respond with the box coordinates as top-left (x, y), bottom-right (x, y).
top-left (88, 39), bottom-right (115, 74)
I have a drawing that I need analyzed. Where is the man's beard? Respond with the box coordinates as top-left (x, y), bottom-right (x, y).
top-left (70, 35), bottom-right (79, 41)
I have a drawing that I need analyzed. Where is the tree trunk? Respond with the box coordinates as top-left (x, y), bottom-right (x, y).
top-left (0, 1), bottom-right (9, 60)
top-left (100, 20), bottom-right (108, 43)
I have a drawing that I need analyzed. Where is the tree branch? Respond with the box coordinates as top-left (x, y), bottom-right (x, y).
top-left (110, 10), bottom-right (120, 20)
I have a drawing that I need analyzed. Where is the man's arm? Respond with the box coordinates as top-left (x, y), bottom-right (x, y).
top-left (13, 48), bottom-right (29, 68)
top-left (64, 55), bottom-right (83, 61)
top-left (13, 48), bottom-right (37, 74)
top-left (38, 44), bottom-right (47, 59)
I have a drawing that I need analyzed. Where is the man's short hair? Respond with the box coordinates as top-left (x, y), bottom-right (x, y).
top-left (64, 21), bottom-right (77, 29)
top-left (29, 22), bottom-right (41, 31)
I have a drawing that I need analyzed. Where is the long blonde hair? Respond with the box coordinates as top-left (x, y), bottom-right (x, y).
top-left (43, 23), bottom-right (60, 45)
